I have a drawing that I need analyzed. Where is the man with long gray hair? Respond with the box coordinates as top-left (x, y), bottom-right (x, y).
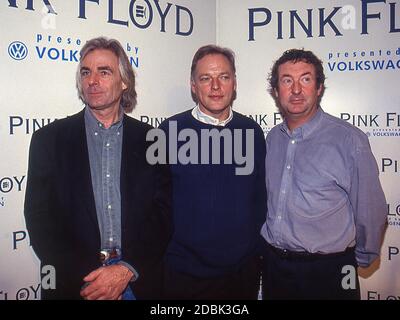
top-left (24, 37), bottom-right (172, 300)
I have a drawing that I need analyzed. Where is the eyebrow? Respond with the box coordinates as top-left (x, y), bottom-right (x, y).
top-left (198, 71), bottom-right (232, 77)
top-left (97, 66), bottom-right (113, 72)
top-left (281, 71), bottom-right (312, 78)
top-left (80, 66), bottom-right (113, 72)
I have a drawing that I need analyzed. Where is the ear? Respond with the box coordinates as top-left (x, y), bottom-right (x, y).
top-left (274, 87), bottom-right (279, 98)
top-left (190, 78), bottom-right (196, 94)
top-left (122, 82), bottom-right (127, 90)
top-left (317, 84), bottom-right (323, 96)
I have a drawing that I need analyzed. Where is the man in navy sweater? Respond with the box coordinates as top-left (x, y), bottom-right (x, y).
top-left (159, 45), bottom-right (266, 299)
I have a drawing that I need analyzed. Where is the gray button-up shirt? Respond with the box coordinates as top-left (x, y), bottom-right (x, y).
top-left (84, 107), bottom-right (137, 279)
top-left (85, 107), bottom-right (123, 250)
top-left (261, 108), bottom-right (387, 267)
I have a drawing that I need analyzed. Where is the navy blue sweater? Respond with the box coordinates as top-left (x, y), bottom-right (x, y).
top-left (159, 110), bottom-right (266, 277)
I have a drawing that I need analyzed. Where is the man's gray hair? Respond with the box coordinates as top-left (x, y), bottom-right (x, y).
top-left (76, 37), bottom-right (137, 113)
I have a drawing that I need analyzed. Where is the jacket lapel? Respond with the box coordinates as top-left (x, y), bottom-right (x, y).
top-left (120, 115), bottom-right (142, 235)
top-left (65, 110), bottom-right (100, 237)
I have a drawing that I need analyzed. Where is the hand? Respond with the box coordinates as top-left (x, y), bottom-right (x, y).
top-left (80, 264), bottom-right (133, 300)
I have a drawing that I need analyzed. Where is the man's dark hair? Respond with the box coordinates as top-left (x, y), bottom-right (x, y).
top-left (268, 49), bottom-right (325, 97)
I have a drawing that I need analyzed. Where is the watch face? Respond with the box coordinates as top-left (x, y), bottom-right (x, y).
top-left (100, 250), bottom-right (110, 264)
top-left (99, 248), bottom-right (121, 265)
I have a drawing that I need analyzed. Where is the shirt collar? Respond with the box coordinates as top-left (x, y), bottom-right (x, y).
top-left (280, 107), bottom-right (324, 140)
top-left (191, 105), bottom-right (233, 126)
top-left (84, 106), bottom-right (124, 132)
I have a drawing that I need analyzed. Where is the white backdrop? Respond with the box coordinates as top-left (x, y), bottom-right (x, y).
top-left (0, 0), bottom-right (215, 300)
top-left (0, 0), bottom-right (398, 300)
top-left (216, 0), bottom-right (400, 300)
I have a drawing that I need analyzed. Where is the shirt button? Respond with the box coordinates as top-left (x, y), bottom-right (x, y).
top-left (117, 132), bottom-right (120, 136)
top-left (291, 140), bottom-right (295, 144)
top-left (277, 216), bottom-right (282, 220)
top-left (106, 174), bottom-right (110, 178)
top-left (286, 165), bottom-right (291, 170)
top-left (106, 143), bottom-right (110, 147)
top-left (94, 132), bottom-right (98, 136)
top-left (108, 204), bottom-right (112, 210)
top-left (282, 190), bottom-right (286, 194)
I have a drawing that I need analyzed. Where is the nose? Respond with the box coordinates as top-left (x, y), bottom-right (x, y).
top-left (211, 78), bottom-right (220, 90)
top-left (88, 73), bottom-right (99, 86)
top-left (291, 80), bottom-right (302, 95)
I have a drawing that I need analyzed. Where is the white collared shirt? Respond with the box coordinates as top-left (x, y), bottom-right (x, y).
top-left (191, 105), bottom-right (233, 127)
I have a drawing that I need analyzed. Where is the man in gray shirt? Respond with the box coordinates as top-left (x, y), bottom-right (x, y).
top-left (24, 37), bottom-right (172, 299)
top-left (260, 49), bottom-right (387, 300)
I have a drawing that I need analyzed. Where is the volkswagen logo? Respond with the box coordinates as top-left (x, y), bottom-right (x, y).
top-left (8, 41), bottom-right (28, 61)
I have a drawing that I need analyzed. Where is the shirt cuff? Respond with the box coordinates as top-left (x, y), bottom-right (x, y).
top-left (116, 260), bottom-right (139, 282)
